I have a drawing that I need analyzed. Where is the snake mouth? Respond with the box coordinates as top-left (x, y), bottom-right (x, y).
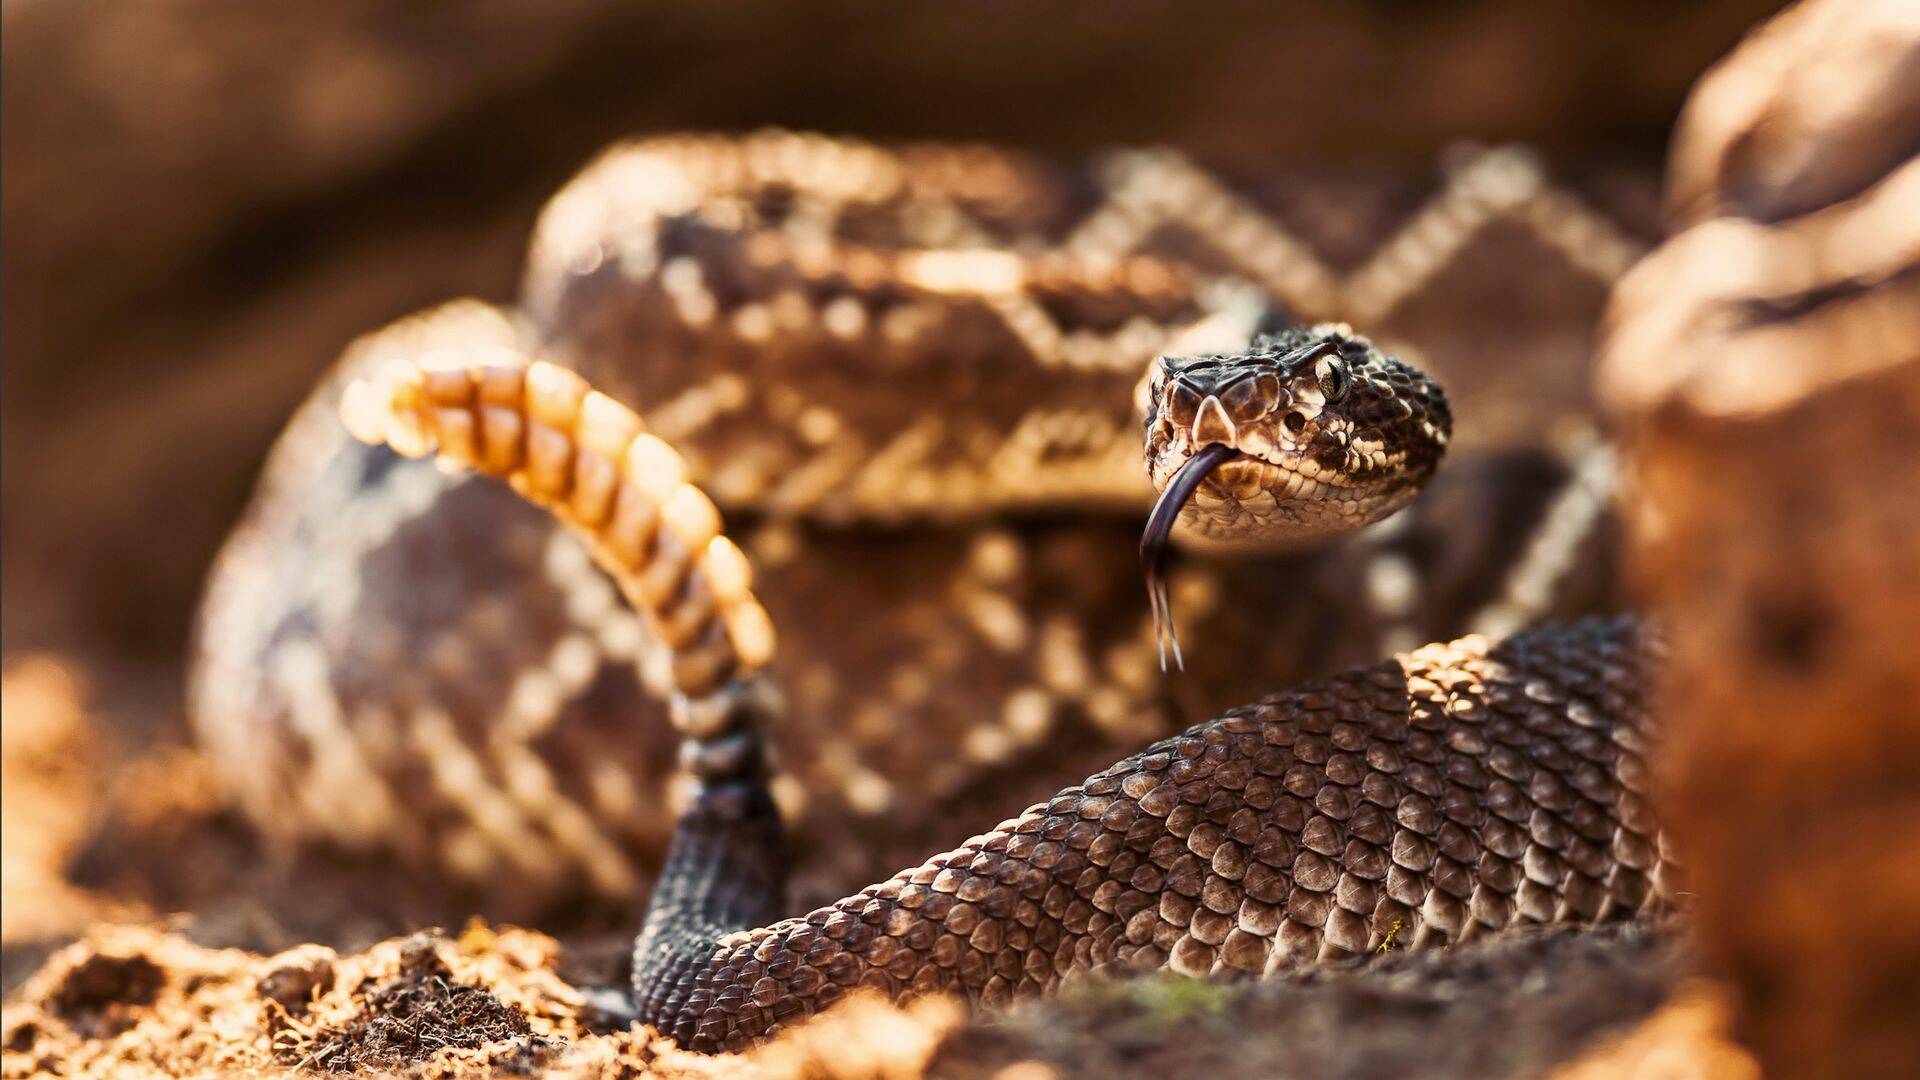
top-left (1141, 442), bottom-right (1237, 671)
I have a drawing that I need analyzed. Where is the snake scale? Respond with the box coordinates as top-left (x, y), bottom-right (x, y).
top-left (192, 132), bottom-right (1665, 1049)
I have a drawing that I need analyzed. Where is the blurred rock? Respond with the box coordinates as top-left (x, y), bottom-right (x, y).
top-left (0, 656), bottom-right (123, 951)
top-left (1600, 1), bottom-right (1920, 1074)
top-left (1548, 985), bottom-right (1758, 1080)
top-left (1666, 0), bottom-right (1920, 225)
top-left (0, 1), bottom-right (601, 317)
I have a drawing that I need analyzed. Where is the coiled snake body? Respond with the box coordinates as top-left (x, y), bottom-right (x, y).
top-left (196, 132), bottom-right (1661, 1050)
top-left (635, 618), bottom-right (1659, 1051)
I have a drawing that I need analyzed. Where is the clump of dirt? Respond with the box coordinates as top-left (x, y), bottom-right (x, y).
top-left (256, 943), bottom-right (336, 1015)
top-left (283, 935), bottom-right (547, 1073)
top-left (1, 925), bottom-right (259, 1077)
top-left (0, 921), bottom-right (960, 1079)
top-left (43, 951), bottom-right (167, 1040)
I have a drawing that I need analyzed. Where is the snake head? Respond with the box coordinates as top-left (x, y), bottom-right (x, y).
top-left (1144, 323), bottom-right (1451, 548)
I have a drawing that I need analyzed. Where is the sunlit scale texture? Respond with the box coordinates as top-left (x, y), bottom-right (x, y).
top-left (639, 618), bottom-right (1667, 1051)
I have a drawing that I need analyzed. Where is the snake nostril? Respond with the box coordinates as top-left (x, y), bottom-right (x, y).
top-left (1284, 411), bottom-right (1308, 434)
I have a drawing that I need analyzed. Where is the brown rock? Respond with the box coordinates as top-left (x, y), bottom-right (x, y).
top-left (1666, 0), bottom-right (1920, 226)
top-left (1600, 1), bottom-right (1920, 1073)
top-left (257, 943), bottom-right (338, 1015)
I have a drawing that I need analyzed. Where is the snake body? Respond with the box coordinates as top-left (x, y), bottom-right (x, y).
top-left (337, 297), bottom-right (1662, 1051)
top-left (633, 618), bottom-right (1662, 1052)
top-left (195, 131), bottom-right (1659, 1048)
top-left (194, 133), bottom-right (1637, 909)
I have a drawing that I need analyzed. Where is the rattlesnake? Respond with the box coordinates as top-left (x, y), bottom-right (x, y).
top-left (329, 298), bottom-right (1663, 1049)
top-left (193, 132), bottom-right (1639, 916)
top-left (189, 132), bottom-right (1663, 1049)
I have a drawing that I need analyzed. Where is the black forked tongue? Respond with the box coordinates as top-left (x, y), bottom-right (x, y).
top-left (1141, 442), bottom-right (1236, 671)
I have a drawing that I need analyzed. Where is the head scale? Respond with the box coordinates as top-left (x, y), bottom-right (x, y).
top-left (1139, 323), bottom-right (1451, 670)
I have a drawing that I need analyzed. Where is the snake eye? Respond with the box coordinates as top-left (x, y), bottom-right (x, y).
top-left (1284, 411), bottom-right (1308, 434)
top-left (1315, 356), bottom-right (1346, 400)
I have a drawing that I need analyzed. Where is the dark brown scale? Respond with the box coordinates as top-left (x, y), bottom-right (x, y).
top-left (632, 618), bottom-right (1664, 1052)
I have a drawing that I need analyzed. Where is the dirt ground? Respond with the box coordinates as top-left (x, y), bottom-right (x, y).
top-left (3, 918), bottom-right (1753, 1080)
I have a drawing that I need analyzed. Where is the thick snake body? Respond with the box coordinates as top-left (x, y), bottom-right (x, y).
top-left (635, 618), bottom-right (1663, 1051)
top-left (196, 135), bottom-right (1636, 903)
top-left (200, 131), bottom-right (1659, 1048)
top-left (339, 308), bottom-right (1662, 1053)
top-left (618, 322), bottom-right (1652, 1049)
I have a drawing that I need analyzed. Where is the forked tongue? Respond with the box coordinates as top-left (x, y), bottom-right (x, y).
top-left (1141, 442), bottom-right (1236, 671)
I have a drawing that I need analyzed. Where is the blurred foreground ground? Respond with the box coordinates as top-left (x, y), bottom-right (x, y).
top-left (5, 917), bottom-right (1747, 1079)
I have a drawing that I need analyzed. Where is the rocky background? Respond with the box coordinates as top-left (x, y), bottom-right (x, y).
top-left (1599, 1), bottom-right (1920, 1072)
top-left (3, 0), bottom-right (1781, 663)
